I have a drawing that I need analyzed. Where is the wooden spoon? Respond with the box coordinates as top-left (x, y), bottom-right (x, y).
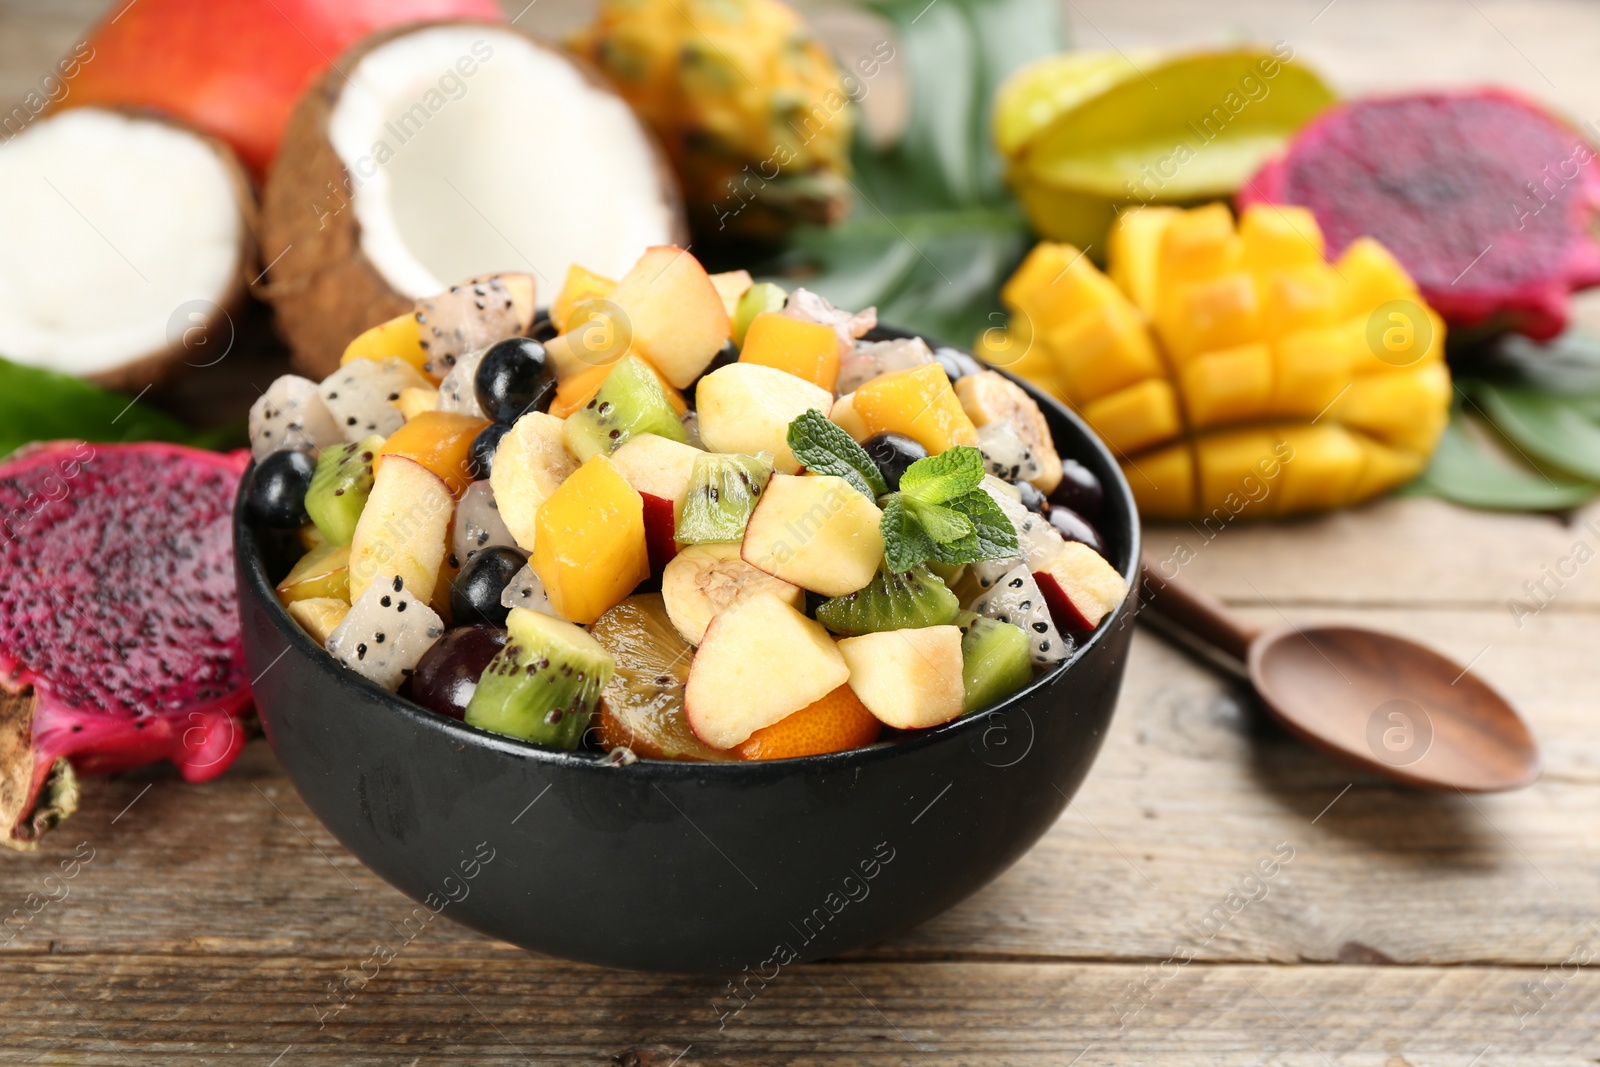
top-left (1138, 559), bottom-right (1539, 792)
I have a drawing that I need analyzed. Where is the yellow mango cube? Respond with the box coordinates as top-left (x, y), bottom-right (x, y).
top-left (854, 363), bottom-right (979, 454)
top-left (1240, 204), bottom-right (1324, 272)
top-left (1044, 299), bottom-right (1166, 407)
top-left (342, 312), bottom-right (429, 377)
top-left (1180, 343), bottom-right (1273, 431)
top-left (1081, 379), bottom-right (1183, 455)
top-left (531, 455), bottom-right (650, 625)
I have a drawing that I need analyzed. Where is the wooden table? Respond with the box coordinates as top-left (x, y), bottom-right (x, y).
top-left (4, 1), bottom-right (1600, 1062)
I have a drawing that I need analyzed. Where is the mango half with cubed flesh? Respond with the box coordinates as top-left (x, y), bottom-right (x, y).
top-left (980, 203), bottom-right (1449, 520)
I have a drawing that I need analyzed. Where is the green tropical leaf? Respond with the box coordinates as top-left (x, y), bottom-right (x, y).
top-left (0, 358), bottom-right (222, 460)
top-left (761, 0), bottom-right (1065, 345)
top-left (1406, 403), bottom-right (1598, 511)
top-left (1466, 381), bottom-right (1600, 482)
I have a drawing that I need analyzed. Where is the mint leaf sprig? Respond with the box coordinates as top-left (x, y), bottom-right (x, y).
top-left (783, 413), bottom-right (1019, 573)
top-left (884, 447), bottom-right (1017, 572)
top-left (787, 409), bottom-right (887, 498)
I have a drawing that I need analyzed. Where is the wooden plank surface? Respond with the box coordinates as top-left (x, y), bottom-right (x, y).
top-left (4, 0), bottom-right (1600, 1063)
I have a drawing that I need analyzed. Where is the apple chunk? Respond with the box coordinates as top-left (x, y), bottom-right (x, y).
top-left (1034, 542), bottom-right (1129, 632)
top-left (684, 592), bottom-right (849, 749)
top-left (490, 411), bottom-right (579, 550)
top-left (837, 626), bottom-right (965, 729)
top-left (608, 432), bottom-right (702, 570)
top-left (695, 362), bottom-right (833, 473)
top-left (608, 245), bottom-right (731, 388)
top-left (348, 455), bottom-right (452, 602)
top-left (741, 475), bottom-right (884, 597)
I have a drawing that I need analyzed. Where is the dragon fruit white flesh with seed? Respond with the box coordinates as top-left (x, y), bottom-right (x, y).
top-left (248, 374), bottom-right (342, 461)
top-left (968, 478), bottom-right (1067, 589)
top-left (327, 575), bottom-right (444, 691)
top-left (0, 442), bottom-right (253, 848)
top-left (319, 357), bottom-right (430, 441)
top-left (970, 564), bottom-right (1070, 667)
top-left (436, 346), bottom-right (490, 418)
top-left (451, 481), bottom-right (517, 567)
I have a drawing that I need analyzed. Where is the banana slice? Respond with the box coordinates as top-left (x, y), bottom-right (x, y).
top-left (662, 542), bottom-right (804, 645)
top-left (954, 371), bottom-right (1064, 492)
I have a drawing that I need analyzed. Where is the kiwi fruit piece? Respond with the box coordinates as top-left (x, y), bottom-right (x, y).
top-left (562, 356), bottom-right (687, 461)
top-left (955, 610), bottom-right (1035, 713)
top-left (815, 565), bottom-right (960, 635)
top-left (304, 435), bottom-right (383, 545)
top-left (675, 452), bottom-right (774, 544)
top-left (733, 282), bottom-right (787, 347)
top-left (464, 607), bottom-right (616, 750)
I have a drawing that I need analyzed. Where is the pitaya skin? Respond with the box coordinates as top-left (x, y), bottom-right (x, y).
top-left (0, 442), bottom-right (253, 837)
top-left (1239, 88), bottom-right (1600, 341)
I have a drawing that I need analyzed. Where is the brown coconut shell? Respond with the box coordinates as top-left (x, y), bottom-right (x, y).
top-left (31, 108), bottom-right (257, 393)
top-left (259, 20), bottom-right (687, 380)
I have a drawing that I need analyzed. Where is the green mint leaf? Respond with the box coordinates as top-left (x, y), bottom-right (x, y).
top-left (900, 446), bottom-right (985, 506)
top-left (786, 410), bottom-right (887, 498)
top-left (880, 495), bottom-right (939, 573)
top-left (904, 496), bottom-right (975, 544)
top-left (948, 490), bottom-right (1020, 561)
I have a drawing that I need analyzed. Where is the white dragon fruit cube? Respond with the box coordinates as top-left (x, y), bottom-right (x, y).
top-left (327, 574), bottom-right (445, 690)
top-left (971, 564), bottom-right (1070, 667)
top-left (452, 480), bottom-right (518, 566)
top-left (500, 564), bottom-right (557, 618)
top-left (248, 374), bottom-right (342, 460)
top-left (319, 358), bottom-right (430, 442)
top-left (977, 421), bottom-right (1043, 484)
top-left (437, 345), bottom-right (489, 418)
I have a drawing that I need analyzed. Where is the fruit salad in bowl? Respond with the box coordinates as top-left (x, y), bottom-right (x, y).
top-left (234, 247), bottom-right (1138, 970)
top-left (246, 249), bottom-right (1128, 759)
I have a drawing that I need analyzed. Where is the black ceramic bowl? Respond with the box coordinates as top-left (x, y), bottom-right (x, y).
top-left (235, 331), bottom-right (1140, 973)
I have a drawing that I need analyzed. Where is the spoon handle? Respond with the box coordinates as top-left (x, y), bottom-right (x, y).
top-left (1137, 558), bottom-right (1260, 663)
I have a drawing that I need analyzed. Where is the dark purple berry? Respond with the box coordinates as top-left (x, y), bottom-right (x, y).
top-left (450, 545), bottom-right (528, 627)
top-left (933, 346), bottom-right (984, 382)
top-left (474, 338), bottom-right (556, 422)
top-left (861, 432), bottom-right (927, 492)
top-left (1048, 458), bottom-right (1104, 521)
top-left (412, 625), bottom-right (507, 720)
top-left (247, 450), bottom-right (315, 528)
top-left (1046, 505), bottom-right (1105, 557)
top-left (467, 422), bottom-right (513, 481)
top-left (1015, 481), bottom-right (1047, 514)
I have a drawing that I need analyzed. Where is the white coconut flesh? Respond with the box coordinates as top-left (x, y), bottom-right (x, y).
top-left (329, 26), bottom-right (679, 302)
top-left (0, 108), bottom-right (246, 379)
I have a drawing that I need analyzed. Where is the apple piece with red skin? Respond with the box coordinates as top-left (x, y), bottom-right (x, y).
top-left (1033, 542), bottom-right (1128, 632)
top-left (61, 0), bottom-right (504, 180)
top-left (683, 592), bottom-right (849, 750)
top-left (608, 433), bottom-right (702, 573)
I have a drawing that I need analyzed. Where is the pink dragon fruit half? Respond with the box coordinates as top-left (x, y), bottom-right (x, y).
top-left (1239, 88), bottom-right (1600, 341)
top-left (0, 441), bottom-right (253, 848)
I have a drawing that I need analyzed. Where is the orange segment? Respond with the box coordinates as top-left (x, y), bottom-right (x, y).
top-left (734, 684), bottom-right (881, 760)
top-left (739, 312), bottom-right (841, 391)
top-left (853, 362), bottom-right (979, 454)
top-left (374, 411), bottom-right (491, 494)
top-left (532, 455), bottom-right (650, 625)
top-left (550, 359), bottom-right (688, 419)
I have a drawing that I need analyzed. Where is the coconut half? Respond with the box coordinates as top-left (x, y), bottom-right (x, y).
top-left (0, 108), bottom-right (253, 389)
top-left (261, 22), bottom-right (686, 377)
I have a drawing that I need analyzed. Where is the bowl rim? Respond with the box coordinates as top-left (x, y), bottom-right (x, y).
top-left (238, 333), bottom-right (1142, 777)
